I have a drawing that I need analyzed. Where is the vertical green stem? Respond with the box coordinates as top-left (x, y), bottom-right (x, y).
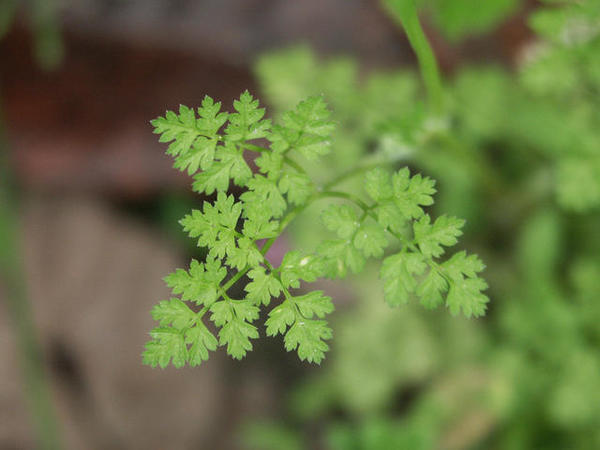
top-left (0, 0), bottom-right (17, 38)
top-left (0, 99), bottom-right (63, 449)
top-left (31, 0), bottom-right (64, 71)
top-left (382, 0), bottom-right (444, 114)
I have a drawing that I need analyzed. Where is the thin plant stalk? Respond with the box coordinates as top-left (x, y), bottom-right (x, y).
top-left (0, 98), bottom-right (63, 450)
top-left (382, 0), bottom-right (444, 114)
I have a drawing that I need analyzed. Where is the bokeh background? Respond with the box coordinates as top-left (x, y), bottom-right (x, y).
top-left (2, 0), bottom-right (600, 449)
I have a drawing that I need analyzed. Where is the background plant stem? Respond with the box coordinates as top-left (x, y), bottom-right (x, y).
top-left (382, 0), bottom-right (444, 114)
top-left (0, 98), bottom-right (63, 450)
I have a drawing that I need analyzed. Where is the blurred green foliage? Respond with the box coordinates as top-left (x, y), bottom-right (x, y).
top-left (244, 0), bottom-right (600, 448)
top-left (0, 0), bottom-right (63, 70)
top-left (420, 0), bottom-right (520, 41)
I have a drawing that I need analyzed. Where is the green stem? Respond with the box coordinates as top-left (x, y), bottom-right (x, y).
top-left (243, 143), bottom-right (268, 153)
top-left (31, 0), bottom-right (64, 71)
top-left (0, 99), bottom-right (63, 449)
top-left (323, 161), bottom-right (384, 190)
top-left (283, 156), bottom-right (306, 174)
top-left (197, 306), bottom-right (209, 320)
top-left (0, 0), bottom-right (17, 38)
top-left (382, 0), bottom-right (444, 114)
top-left (261, 256), bottom-right (276, 272)
top-left (221, 268), bottom-right (249, 293)
top-left (320, 190), bottom-right (372, 211)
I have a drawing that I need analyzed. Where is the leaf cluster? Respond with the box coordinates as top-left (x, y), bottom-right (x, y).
top-left (144, 92), bottom-right (487, 368)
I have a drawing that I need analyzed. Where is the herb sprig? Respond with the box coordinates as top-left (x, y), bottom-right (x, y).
top-left (143, 92), bottom-right (488, 368)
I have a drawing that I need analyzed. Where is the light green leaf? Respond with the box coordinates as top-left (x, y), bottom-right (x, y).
top-left (441, 251), bottom-right (489, 317)
top-left (321, 204), bottom-right (360, 239)
top-left (416, 269), bottom-right (448, 309)
top-left (185, 324), bottom-right (218, 366)
top-left (218, 144), bottom-right (253, 186)
top-left (227, 237), bottom-right (263, 270)
top-left (197, 96), bottom-right (229, 133)
top-left (380, 251), bottom-right (427, 306)
top-left (365, 168), bottom-right (393, 202)
top-left (294, 291), bottom-right (334, 319)
top-left (442, 250), bottom-right (486, 280)
top-left (280, 251), bottom-right (322, 288)
top-left (242, 175), bottom-right (288, 220)
top-left (191, 143), bottom-right (252, 194)
top-left (192, 161), bottom-right (231, 194)
top-left (413, 214), bottom-right (465, 258)
top-left (152, 105), bottom-right (198, 158)
top-left (243, 216), bottom-right (280, 240)
top-left (164, 259), bottom-right (224, 306)
top-left (446, 277), bottom-right (489, 318)
top-left (279, 171), bottom-right (314, 206)
top-left (172, 136), bottom-right (217, 175)
top-left (265, 300), bottom-right (296, 336)
top-left (232, 299), bottom-right (261, 322)
top-left (219, 317), bottom-right (259, 359)
top-left (143, 328), bottom-right (187, 368)
top-left (353, 222), bottom-right (388, 258)
top-left (316, 239), bottom-right (366, 279)
top-left (284, 320), bottom-right (332, 364)
top-left (269, 96), bottom-right (335, 160)
top-left (211, 228), bottom-right (238, 260)
top-left (256, 151), bottom-right (283, 179)
top-left (214, 192), bottom-right (242, 229)
top-left (152, 99), bottom-right (228, 175)
top-left (245, 267), bottom-right (283, 306)
top-left (225, 90), bottom-right (271, 142)
top-left (209, 301), bottom-right (234, 327)
top-left (373, 200), bottom-right (407, 233)
top-left (210, 300), bottom-right (259, 329)
top-left (151, 298), bottom-right (196, 329)
top-left (392, 168), bottom-right (436, 219)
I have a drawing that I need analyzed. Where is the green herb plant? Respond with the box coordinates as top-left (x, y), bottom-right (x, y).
top-left (142, 89), bottom-right (488, 367)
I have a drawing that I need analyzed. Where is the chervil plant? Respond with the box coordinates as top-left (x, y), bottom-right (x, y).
top-left (142, 90), bottom-right (488, 368)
